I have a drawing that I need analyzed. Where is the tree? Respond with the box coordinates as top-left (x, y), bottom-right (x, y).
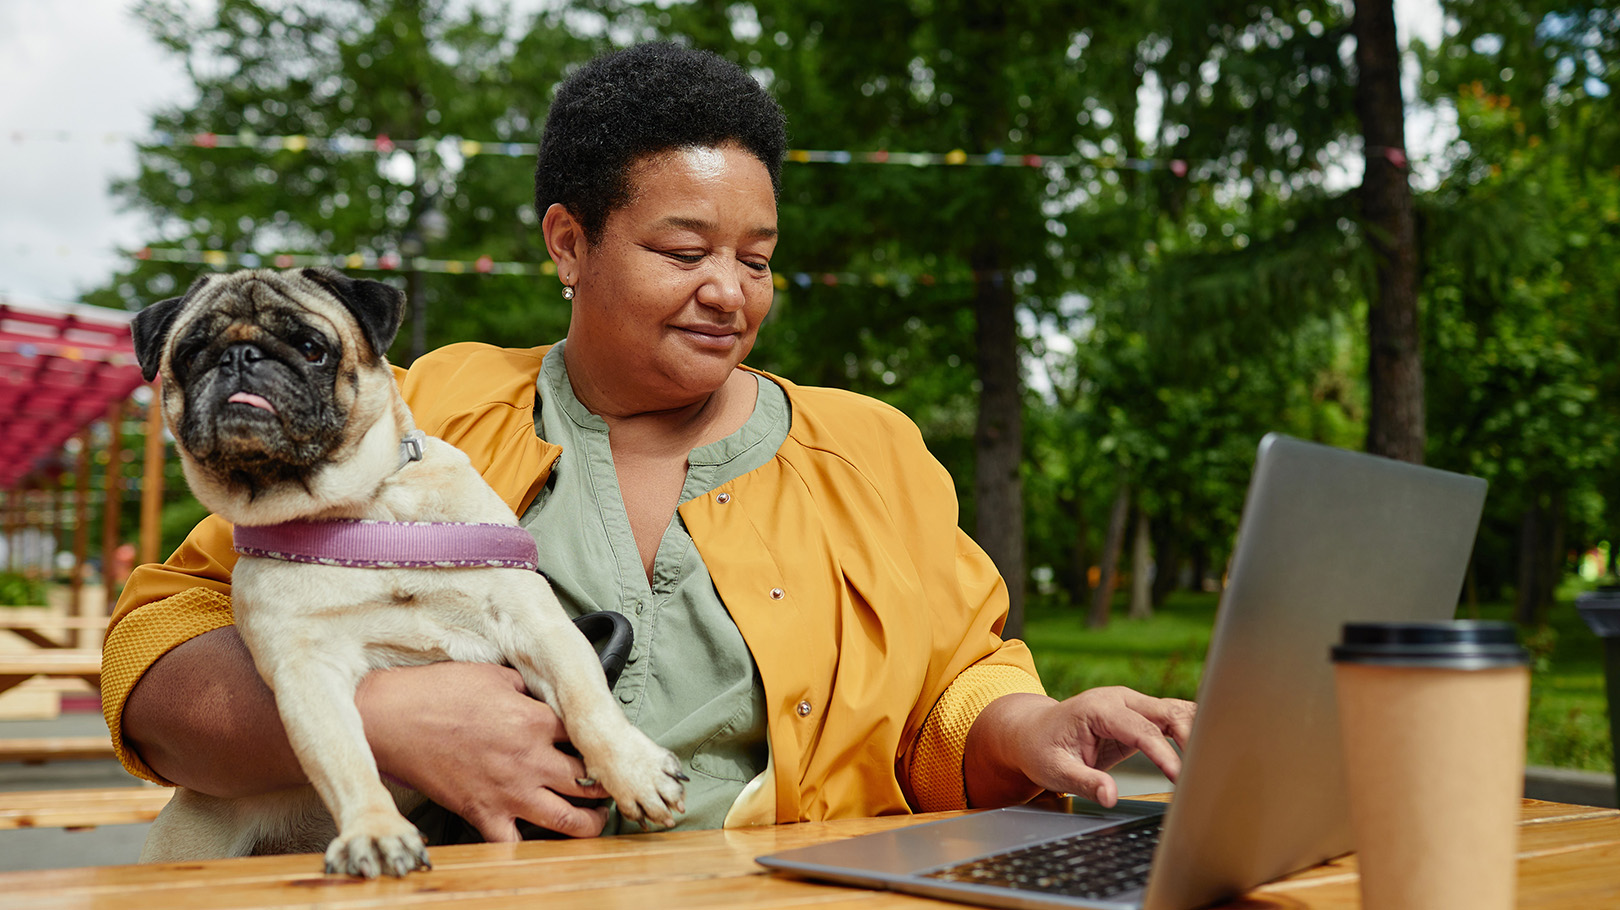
top-left (1354, 0), bottom-right (1424, 464)
top-left (604, 0), bottom-right (1380, 632)
top-left (91, 0), bottom-right (596, 359)
top-left (1420, 109), bottom-right (1620, 621)
top-left (590, 0), bottom-right (1183, 636)
top-left (1419, 1), bottom-right (1620, 620)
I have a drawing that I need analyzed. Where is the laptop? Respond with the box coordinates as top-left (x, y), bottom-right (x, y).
top-left (756, 433), bottom-right (1488, 910)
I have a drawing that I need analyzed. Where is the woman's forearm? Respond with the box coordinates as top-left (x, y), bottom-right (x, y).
top-left (121, 626), bottom-right (308, 797)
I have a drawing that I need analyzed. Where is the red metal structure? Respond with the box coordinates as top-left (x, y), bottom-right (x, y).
top-left (0, 298), bottom-right (145, 490)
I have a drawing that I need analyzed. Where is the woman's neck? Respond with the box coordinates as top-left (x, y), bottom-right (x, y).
top-left (563, 350), bottom-right (756, 454)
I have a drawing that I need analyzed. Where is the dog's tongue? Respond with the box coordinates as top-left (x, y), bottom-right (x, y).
top-left (228, 392), bottom-right (277, 414)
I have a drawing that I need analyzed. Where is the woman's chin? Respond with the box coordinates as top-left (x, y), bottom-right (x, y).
top-left (652, 359), bottom-right (745, 403)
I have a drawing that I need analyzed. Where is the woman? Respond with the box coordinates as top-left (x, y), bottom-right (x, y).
top-left (105, 42), bottom-right (1194, 844)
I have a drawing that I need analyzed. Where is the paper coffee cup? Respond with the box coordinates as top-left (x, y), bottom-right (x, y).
top-left (1332, 621), bottom-right (1530, 910)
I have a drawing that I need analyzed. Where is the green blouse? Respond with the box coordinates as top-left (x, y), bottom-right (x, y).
top-left (520, 341), bottom-right (789, 833)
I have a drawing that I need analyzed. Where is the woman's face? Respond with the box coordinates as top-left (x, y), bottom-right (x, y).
top-left (556, 143), bottom-right (778, 411)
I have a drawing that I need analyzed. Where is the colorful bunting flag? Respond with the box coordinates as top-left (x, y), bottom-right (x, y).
top-left (121, 246), bottom-right (972, 290)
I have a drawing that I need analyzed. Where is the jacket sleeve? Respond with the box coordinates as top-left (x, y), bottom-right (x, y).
top-left (100, 515), bottom-right (239, 783)
top-left (900, 530), bottom-right (1047, 812)
top-left (840, 393), bottom-right (1044, 811)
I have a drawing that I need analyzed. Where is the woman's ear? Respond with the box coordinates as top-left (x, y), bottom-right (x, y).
top-left (541, 203), bottom-right (588, 287)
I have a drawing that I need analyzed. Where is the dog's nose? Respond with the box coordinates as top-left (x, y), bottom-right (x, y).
top-left (219, 342), bottom-right (266, 372)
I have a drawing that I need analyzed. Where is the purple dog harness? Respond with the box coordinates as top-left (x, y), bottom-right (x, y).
top-left (233, 519), bottom-right (539, 570)
top-left (231, 431), bottom-right (538, 570)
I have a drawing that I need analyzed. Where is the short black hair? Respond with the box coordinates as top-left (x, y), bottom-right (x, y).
top-left (534, 42), bottom-right (788, 244)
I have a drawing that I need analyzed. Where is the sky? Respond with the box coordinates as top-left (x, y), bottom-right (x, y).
top-left (0, 0), bottom-right (195, 306)
top-left (0, 0), bottom-right (1447, 309)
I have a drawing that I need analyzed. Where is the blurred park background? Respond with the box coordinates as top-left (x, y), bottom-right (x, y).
top-left (1, 0), bottom-right (1617, 779)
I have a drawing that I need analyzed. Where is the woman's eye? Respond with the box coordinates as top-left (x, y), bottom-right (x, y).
top-left (743, 259), bottom-right (770, 273)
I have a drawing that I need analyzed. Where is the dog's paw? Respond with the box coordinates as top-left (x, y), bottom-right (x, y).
top-left (324, 817), bottom-right (431, 879)
top-left (591, 736), bottom-right (688, 830)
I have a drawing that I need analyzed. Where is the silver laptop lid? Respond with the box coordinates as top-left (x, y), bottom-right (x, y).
top-left (1141, 433), bottom-right (1486, 910)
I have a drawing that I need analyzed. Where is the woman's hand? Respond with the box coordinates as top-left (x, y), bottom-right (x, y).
top-left (963, 688), bottom-right (1197, 809)
top-left (357, 661), bottom-right (611, 842)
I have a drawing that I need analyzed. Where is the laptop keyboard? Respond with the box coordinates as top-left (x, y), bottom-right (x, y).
top-left (923, 814), bottom-right (1163, 901)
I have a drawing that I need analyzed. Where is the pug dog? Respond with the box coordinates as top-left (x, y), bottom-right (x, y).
top-left (130, 267), bottom-right (686, 877)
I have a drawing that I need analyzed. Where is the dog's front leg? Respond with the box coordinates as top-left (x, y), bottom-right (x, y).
top-left (257, 651), bottom-right (431, 878)
top-left (493, 578), bottom-right (688, 828)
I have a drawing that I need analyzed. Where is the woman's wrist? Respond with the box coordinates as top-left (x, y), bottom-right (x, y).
top-left (962, 692), bottom-right (1053, 808)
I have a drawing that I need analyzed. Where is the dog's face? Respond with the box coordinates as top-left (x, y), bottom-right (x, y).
top-left (132, 268), bottom-right (406, 515)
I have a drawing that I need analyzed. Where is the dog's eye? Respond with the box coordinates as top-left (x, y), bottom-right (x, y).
top-left (172, 340), bottom-right (206, 377)
top-left (293, 335), bottom-right (328, 365)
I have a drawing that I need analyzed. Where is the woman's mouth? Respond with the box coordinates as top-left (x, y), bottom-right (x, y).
top-left (674, 325), bottom-right (740, 350)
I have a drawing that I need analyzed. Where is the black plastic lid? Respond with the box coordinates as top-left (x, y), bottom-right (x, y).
top-left (1331, 621), bottom-right (1529, 669)
top-left (1576, 588), bottom-right (1620, 636)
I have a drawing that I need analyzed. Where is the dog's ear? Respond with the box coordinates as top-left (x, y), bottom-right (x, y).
top-left (131, 274), bottom-right (212, 382)
top-left (131, 297), bottom-right (184, 382)
top-left (300, 268), bottom-right (406, 360)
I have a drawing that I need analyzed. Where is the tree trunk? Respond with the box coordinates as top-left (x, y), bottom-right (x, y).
top-left (1514, 495), bottom-right (1539, 626)
top-left (1191, 545), bottom-right (1209, 594)
top-left (1355, 0), bottom-right (1425, 464)
top-left (1463, 555), bottom-right (1479, 618)
top-left (972, 262), bottom-right (1026, 639)
top-left (1547, 488), bottom-right (1566, 613)
top-left (1061, 492), bottom-right (1092, 609)
top-left (1088, 475), bottom-right (1131, 629)
top-left (1150, 515), bottom-right (1180, 607)
top-left (1516, 486), bottom-right (1560, 626)
top-left (1129, 504), bottom-right (1153, 620)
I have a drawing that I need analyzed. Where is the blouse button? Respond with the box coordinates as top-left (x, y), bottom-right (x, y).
top-left (716, 492), bottom-right (731, 504)
top-left (796, 699), bottom-right (813, 717)
top-left (769, 587), bottom-right (785, 600)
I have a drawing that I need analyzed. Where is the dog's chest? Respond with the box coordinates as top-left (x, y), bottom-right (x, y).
top-left (231, 558), bottom-right (513, 669)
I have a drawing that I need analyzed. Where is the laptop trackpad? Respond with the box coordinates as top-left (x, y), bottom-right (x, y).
top-left (764, 801), bottom-right (1167, 875)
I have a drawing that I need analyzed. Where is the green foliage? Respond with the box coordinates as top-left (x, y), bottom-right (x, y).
top-left (1024, 590), bottom-right (1215, 702)
top-left (1026, 589), bottom-right (1616, 773)
top-left (1420, 10), bottom-right (1620, 606)
top-left (0, 572), bottom-right (49, 608)
top-left (160, 491), bottom-right (212, 562)
top-left (61, 0), bottom-right (1620, 737)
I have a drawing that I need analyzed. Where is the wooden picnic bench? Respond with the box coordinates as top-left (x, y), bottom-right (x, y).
top-left (0, 616), bottom-right (109, 650)
top-left (0, 736), bottom-right (116, 764)
top-left (0, 650), bottom-right (101, 698)
top-left (0, 786), bottom-right (169, 831)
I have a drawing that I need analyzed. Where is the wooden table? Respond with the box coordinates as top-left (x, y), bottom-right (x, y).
top-left (0, 797), bottom-right (1614, 908)
top-left (0, 786), bottom-right (170, 830)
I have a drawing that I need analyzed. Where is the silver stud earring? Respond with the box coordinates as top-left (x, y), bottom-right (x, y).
top-left (562, 285), bottom-right (575, 300)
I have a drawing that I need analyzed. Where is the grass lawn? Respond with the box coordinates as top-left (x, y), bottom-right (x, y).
top-left (1022, 587), bottom-right (1616, 774)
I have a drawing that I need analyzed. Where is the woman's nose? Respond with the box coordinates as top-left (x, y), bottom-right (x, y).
top-left (697, 261), bottom-right (748, 312)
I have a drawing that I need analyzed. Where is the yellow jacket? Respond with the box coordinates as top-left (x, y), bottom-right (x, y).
top-left (102, 343), bottom-right (1044, 820)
